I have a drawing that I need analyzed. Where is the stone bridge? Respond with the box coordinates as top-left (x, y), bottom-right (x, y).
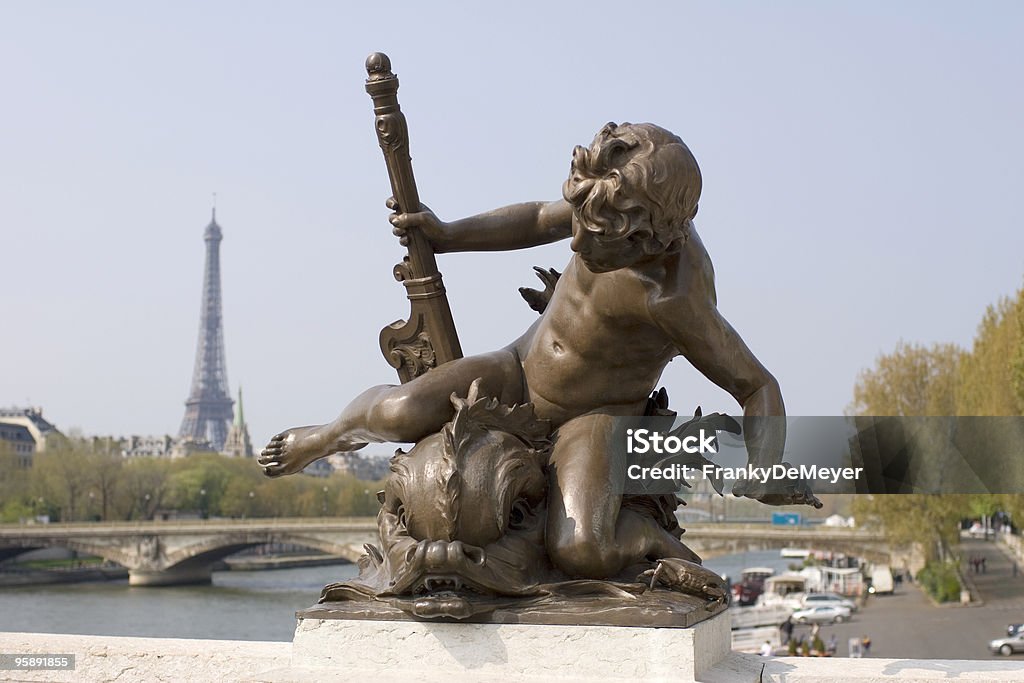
top-left (683, 523), bottom-right (895, 565)
top-left (0, 519), bottom-right (898, 586)
top-left (0, 517), bottom-right (377, 586)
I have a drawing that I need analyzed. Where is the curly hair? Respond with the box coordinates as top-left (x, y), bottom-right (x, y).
top-left (562, 122), bottom-right (701, 256)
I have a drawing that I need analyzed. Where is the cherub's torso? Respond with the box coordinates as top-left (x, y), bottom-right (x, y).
top-left (517, 232), bottom-right (713, 426)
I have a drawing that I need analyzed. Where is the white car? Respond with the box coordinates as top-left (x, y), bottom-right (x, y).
top-left (791, 605), bottom-right (852, 624)
top-left (989, 632), bottom-right (1024, 656)
top-left (803, 592), bottom-right (858, 612)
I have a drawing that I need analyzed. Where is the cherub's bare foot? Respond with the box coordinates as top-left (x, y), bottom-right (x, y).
top-left (258, 425), bottom-right (367, 478)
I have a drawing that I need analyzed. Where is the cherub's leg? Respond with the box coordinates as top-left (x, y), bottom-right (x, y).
top-left (259, 350), bottom-right (524, 477)
top-left (545, 412), bottom-right (699, 579)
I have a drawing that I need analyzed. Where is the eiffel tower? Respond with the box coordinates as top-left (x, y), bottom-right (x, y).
top-left (179, 208), bottom-right (234, 450)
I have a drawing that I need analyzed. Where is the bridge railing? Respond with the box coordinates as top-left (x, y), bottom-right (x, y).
top-left (0, 517), bottom-right (376, 529)
top-left (0, 517), bottom-right (380, 538)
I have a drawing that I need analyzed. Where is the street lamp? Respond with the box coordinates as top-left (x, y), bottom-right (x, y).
top-left (199, 488), bottom-right (207, 520)
top-left (143, 493), bottom-right (151, 521)
top-left (322, 485), bottom-right (329, 516)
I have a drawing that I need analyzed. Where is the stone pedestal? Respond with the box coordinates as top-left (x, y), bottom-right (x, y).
top-left (290, 606), bottom-right (731, 683)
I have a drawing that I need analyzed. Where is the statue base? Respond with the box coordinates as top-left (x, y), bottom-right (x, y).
top-left (290, 600), bottom-right (731, 682)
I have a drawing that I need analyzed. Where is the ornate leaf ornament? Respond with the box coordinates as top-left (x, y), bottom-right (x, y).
top-left (437, 417), bottom-right (463, 542)
top-left (449, 378), bottom-right (551, 449)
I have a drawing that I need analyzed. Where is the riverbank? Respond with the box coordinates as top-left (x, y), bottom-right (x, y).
top-left (220, 554), bottom-right (350, 571)
top-left (0, 566), bottom-right (128, 587)
top-left (0, 554), bottom-right (350, 587)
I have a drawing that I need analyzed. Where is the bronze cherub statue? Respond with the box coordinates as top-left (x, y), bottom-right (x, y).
top-left (259, 53), bottom-right (819, 623)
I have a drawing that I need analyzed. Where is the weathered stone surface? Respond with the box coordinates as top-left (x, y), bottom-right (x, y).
top-left (0, 631), bottom-right (287, 682)
top-left (702, 652), bottom-right (1024, 682)
top-left (5, 630), bottom-right (1024, 682)
top-left (289, 610), bottom-right (732, 682)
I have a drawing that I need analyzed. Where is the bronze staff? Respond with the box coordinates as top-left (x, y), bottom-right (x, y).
top-left (365, 52), bottom-right (463, 382)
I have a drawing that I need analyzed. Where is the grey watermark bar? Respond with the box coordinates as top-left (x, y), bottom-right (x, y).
top-left (0, 654), bottom-right (76, 670)
top-left (610, 415), bottom-right (1024, 495)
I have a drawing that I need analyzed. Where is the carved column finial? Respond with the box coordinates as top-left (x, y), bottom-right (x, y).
top-left (365, 52), bottom-right (392, 80)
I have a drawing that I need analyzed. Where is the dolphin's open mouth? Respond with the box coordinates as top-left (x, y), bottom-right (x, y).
top-left (412, 573), bottom-right (490, 596)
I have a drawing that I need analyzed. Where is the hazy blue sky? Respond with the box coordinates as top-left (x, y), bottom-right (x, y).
top-left (2, 2), bottom-right (1022, 450)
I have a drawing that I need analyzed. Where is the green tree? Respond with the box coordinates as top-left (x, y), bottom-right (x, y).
top-left (31, 445), bottom-right (91, 521)
top-left (114, 458), bottom-right (172, 520)
top-left (165, 454), bottom-right (234, 518)
top-left (0, 443), bottom-right (32, 522)
top-left (958, 287), bottom-right (1024, 415)
top-left (85, 440), bottom-right (123, 521)
top-left (852, 494), bottom-right (966, 563)
top-left (335, 475), bottom-right (383, 516)
top-left (850, 342), bottom-right (964, 417)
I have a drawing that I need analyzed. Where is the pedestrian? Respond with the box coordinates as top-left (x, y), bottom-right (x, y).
top-left (760, 640), bottom-right (773, 657)
top-left (981, 557), bottom-right (987, 574)
top-left (848, 637), bottom-right (862, 658)
top-left (861, 634), bottom-right (872, 656)
top-left (827, 634), bottom-right (838, 656)
top-left (780, 615), bottom-right (794, 645)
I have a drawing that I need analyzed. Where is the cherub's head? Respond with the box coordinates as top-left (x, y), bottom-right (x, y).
top-left (562, 122), bottom-right (701, 272)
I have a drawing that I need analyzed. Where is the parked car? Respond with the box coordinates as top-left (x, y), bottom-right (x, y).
top-left (791, 605), bottom-right (852, 624)
top-left (989, 632), bottom-right (1024, 656)
top-left (803, 592), bottom-right (858, 612)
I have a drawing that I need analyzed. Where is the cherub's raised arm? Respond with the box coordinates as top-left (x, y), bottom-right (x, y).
top-left (390, 199), bottom-right (572, 253)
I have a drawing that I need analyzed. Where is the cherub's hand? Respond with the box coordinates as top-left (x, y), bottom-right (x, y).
top-left (387, 197), bottom-right (451, 250)
top-left (731, 465), bottom-right (823, 509)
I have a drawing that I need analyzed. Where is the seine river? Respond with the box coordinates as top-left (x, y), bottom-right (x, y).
top-left (0, 551), bottom-right (786, 642)
top-left (0, 564), bottom-right (359, 642)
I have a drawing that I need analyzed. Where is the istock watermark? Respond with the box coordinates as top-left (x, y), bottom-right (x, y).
top-left (625, 428), bottom-right (718, 455)
top-left (626, 463), bottom-right (864, 485)
top-left (615, 415), bottom-right (1024, 496)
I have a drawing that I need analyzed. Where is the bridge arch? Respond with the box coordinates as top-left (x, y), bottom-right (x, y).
top-left (0, 532), bottom-right (367, 587)
top-left (0, 538), bottom-right (136, 568)
top-left (160, 533), bottom-right (364, 571)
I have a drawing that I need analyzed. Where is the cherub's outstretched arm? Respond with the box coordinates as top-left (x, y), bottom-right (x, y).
top-left (390, 199), bottom-right (572, 253)
top-left (651, 238), bottom-right (821, 508)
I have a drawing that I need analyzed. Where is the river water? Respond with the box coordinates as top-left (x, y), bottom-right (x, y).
top-left (0, 550), bottom-right (790, 641)
top-left (0, 564), bottom-right (359, 642)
